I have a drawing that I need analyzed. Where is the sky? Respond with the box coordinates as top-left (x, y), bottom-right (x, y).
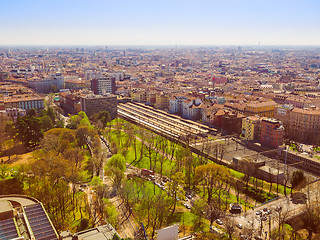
top-left (0, 0), bottom-right (319, 46)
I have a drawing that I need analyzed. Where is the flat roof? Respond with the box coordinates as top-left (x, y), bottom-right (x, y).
top-left (0, 200), bottom-right (12, 213)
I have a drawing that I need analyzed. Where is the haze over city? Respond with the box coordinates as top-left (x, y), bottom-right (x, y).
top-left (1, 1), bottom-right (320, 240)
top-left (1, 0), bottom-right (319, 46)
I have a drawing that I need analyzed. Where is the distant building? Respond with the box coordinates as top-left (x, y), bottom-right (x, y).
top-left (91, 77), bottom-right (116, 95)
top-left (28, 73), bottom-right (64, 93)
top-left (0, 94), bottom-right (4, 110)
top-left (242, 116), bottom-right (261, 141)
top-left (80, 94), bottom-right (117, 119)
top-left (288, 107), bottom-right (320, 143)
top-left (202, 107), bottom-right (218, 127)
top-left (169, 95), bottom-right (188, 114)
top-left (146, 91), bottom-right (157, 105)
top-left (245, 101), bottom-right (276, 118)
top-left (260, 118), bottom-right (284, 148)
top-left (131, 89), bottom-right (146, 103)
top-left (4, 94), bottom-right (44, 112)
top-left (64, 76), bottom-right (85, 90)
top-left (221, 111), bottom-right (244, 135)
top-left (0, 108), bottom-right (26, 121)
top-left (155, 92), bottom-right (169, 110)
top-left (59, 91), bottom-right (82, 114)
top-left (182, 98), bottom-right (203, 120)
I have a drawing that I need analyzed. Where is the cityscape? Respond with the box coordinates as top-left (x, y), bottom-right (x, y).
top-left (1, 1), bottom-right (320, 240)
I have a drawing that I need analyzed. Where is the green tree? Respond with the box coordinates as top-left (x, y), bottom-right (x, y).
top-left (166, 171), bottom-right (185, 217)
top-left (40, 115), bottom-right (53, 131)
top-left (195, 163), bottom-right (231, 206)
top-left (15, 115), bottom-right (43, 148)
top-left (97, 110), bottom-right (111, 129)
top-left (192, 199), bottom-right (206, 232)
top-left (105, 154), bottom-right (126, 191)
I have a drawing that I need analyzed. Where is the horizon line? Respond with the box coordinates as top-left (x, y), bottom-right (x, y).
top-left (1, 44), bottom-right (320, 49)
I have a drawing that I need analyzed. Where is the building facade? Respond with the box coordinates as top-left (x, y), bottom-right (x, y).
top-left (182, 99), bottom-right (203, 120)
top-left (260, 118), bottom-right (284, 148)
top-left (155, 92), bottom-right (169, 110)
top-left (245, 101), bottom-right (276, 118)
top-left (4, 94), bottom-right (44, 112)
top-left (28, 73), bottom-right (64, 93)
top-left (80, 94), bottom-right (117, 119)
top-left (91, 77), bottom-right (116, 95)
top-left (288, 108), bottom-right (320, 143)
top-left (169, 95), bottom-right (189, 114)
top-left (242, 116), bottom-right (261, 141)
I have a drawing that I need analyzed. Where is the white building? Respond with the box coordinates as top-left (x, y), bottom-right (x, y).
top-left (169, 96), bottom-right (189, 114)
top-left (182, 98), bottom-right (203, 120)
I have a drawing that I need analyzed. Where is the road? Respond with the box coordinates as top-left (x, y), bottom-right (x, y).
top-left (219, 181), bottom-right (320, 239)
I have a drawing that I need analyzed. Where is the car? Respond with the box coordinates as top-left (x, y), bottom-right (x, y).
top-left (216, 219), bottom-right (223, 225)
top-left (240, 235), bottom-right (248, 240)
top-left (236, 223), bottom-right (243, 229)
top-left (263, 207), bottom-right (268, 212)
top-left (255, 210), bottom-right (262, 215)
top-left (79, 188), bottom-right (84, 192)
top-left (184, 203), bottom-right (191, 209)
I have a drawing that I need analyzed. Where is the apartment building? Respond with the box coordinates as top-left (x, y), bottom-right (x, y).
top-left (0, 108), bottom-right (26, 121)
top-left (80, 94), bottom-right (117, 119)
top-left (131, 89), bottom-right (146, 103)
top-left (64, 76), bottom-right (85, 90)
top-left (221, 112), bottom-right (244, 135)
top-left (289, 108), bottom-right (320, 143)
top-left (91, 76), bottom-right (116, 95)
top-left (202, 107), bottom-right (218, 127)
top-left (59, 92), bottom-right (82, 114)
top-left (28, 73), bottom-right (64, 93)
top-left (245, 101), bottom-right (276, 118)
top-left (242, 116), bottom-right (261, 141)
top-left (182, 98), bottom-right (203, 120)
top-left (155, 92), bottom-right (169, 110)
top-left (260, 118), bottom-right (284, 148)
top-left (169, 95), bottom-right (189, 114)
top-left (0, 94), bottom-right (4, 110)
top-left (4, 94), bottom-right (44, 112)
top-left (146, 91), bottom-right (157, 105)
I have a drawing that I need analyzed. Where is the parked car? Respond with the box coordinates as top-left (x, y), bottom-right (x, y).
top-left (216, 219), bottom-right (223, 225)
top-left (236, 223), bottom-right (243, 229)
top-left (255, 210), bottom-right (262, 215)
top-left (184, 203), bottom-right (191, 209)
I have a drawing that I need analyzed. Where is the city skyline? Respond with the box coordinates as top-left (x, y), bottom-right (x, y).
top-left (1, 0), bottom-right (320, 46)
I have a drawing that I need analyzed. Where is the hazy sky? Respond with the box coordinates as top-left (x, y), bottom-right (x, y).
top-left (1, 0), bottom-right (319, 46)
